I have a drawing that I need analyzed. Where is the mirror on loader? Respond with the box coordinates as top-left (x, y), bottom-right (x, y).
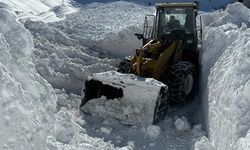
top-left (134, 33), bottom-right (143, 40)
top-left (135, 14), bottom-right (155, 45)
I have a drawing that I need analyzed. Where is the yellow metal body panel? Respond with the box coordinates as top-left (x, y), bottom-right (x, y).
top-left (141, 59), bottom-right (157, 76)
top-left (152, 41), bottom-right (182, 80)
top-left (147, 41), bottom-right (161, 53)
top-left (131, 40), bottom-right (182, 79)
top-left (129, 2), bottom-right (194, 79)
top-left (135, 50), bottom-right (143, 75)
top-left (132, 40), bottom-right (161, 76)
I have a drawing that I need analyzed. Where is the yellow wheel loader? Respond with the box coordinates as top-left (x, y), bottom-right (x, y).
top-left (80, 2), bottom-right (202, 125)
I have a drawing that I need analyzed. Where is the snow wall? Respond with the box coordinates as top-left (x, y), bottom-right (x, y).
top-left (20, 1), bottom-right (250, 149)
top-left (0, 0), bottom-right (76, 22)
top-left (24, 2), bottom-right (154, 94)
top-left (0, 4), bottom-right (131, 150)
top-left (1, 0), bottom-right (250, 149)
top-left (197, 2), bottom-right (250, 150)
top-left (0, 8), bottom-right (57, 150)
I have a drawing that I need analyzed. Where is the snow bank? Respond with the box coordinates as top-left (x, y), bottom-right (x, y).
top-left (50, 2), bottom-right (154, 57)
top-left (0, 0), bottom-right (76, 22)
top-left (24, 20), bottom-right (117, 94)
top-left (233, 130), bottom-right (250, 150)
top-left (0, 8), bottom-right (57, 150)
top-left (198, 2), bottom-right (250, 150)
top-left (0, 7), bottom-right (132, 150)
top-left (25, 1), bottom-right (154, 94)
top-left (79, 0), bottom-right (231, 11)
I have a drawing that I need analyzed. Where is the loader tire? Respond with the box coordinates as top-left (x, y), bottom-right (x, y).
top-left (162, 61), bottom-right (195, 103)
top-left (117, 58), bottom-right (131, 73)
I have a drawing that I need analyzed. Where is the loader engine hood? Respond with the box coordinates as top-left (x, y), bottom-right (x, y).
top-left (80, 71), bottom-right (168, 126)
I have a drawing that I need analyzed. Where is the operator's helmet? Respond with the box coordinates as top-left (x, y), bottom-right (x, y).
top-left (170, 15), bottom-right (175, 21)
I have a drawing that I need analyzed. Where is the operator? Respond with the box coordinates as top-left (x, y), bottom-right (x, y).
top-left (167, 15), bottom-right (181, 30)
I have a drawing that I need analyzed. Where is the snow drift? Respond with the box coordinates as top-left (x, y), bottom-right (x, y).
top-left (0, 0), bottom-right (76, 22)
top-left (79, 0), bottom-right (231, 11)
top-left (0, 8), bottom-right (56, 150)
top-left (49, 2), bottom-right (154, 58)
top-left (2, 0), bottom-right (250, 149)
top-left (0, 5), bottom-right (131, 150)
top-left (197, 2), bottom-right (250, 150)
top-left (24, 2), bottom-right (154, 94)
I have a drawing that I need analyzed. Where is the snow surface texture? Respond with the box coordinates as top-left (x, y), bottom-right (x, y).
top-left (197, 2), bottom-right (250, 150)
top-left (81, 71), bottom-right (167, 125)
top-left (0, 8), bottom-right (56, 150)
top-left (25, 19), bottom-right (117, 94)
top-left (47, 106), bottom-right (132, 150)
top-left (0, 0), bottom-right (76, 22)
top-left (25, 2), bottom-right (154, 94)
top-left (4, 0), bottom-right (250, 149)
top-left (0, 5), bottom-right (132, 150)
top-left (50, 2), bottom-right (154, 58)
top-left (175, 116), bottom-right (191, 134)
top-left (24, 1), bottom-right (205, 149)
top-left (78, 0), bottom-right (231, 11)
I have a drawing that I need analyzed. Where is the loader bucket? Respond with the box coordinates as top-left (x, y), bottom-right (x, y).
top-left (80, 71), bottom-right (168, 125)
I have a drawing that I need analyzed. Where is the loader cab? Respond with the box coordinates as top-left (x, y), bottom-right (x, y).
top-left (154, 3), bottom-right (197, 39)
top-left (138, 2), bottom-right (200, 48)
top-left (134, 2), bottom-right (201, 68)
